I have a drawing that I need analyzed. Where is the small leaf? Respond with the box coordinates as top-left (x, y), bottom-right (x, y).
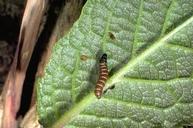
top-left (37, 0), bottom-right (193, 127)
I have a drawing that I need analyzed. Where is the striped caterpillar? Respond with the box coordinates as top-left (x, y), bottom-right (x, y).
top-left (95, 53), bottom-right (108, 99)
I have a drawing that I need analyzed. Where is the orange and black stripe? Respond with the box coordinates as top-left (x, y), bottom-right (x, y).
top-left (95, 53), bottom-right (108, 99)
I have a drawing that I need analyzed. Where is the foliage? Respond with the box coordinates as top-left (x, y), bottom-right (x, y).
top-left (37, 0), bottom-right (193, 127)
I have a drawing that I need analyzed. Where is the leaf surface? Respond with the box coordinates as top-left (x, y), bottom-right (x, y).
top-left (37, 0), bottom-right (193, 127)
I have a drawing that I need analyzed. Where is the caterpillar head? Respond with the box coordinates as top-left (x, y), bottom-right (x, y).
top-left (100, 53), bottom-right (107, 63)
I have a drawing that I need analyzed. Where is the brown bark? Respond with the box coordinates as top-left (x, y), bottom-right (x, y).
top-left (1, 0), bottom-right (47, 127)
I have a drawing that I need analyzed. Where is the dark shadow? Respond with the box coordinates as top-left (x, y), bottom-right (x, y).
top-left (0, 15), bottom-right (19, 88)
top-left (109, 55), bottom-right (130, 77)
top-left (103, 84), bottom-right (115, 94)
top-left (0, 15), bottom-right (20, 43)
top-left (135, 36), bottom-right (159, 55)
top-left (108, 32), bottom-right (116, 41)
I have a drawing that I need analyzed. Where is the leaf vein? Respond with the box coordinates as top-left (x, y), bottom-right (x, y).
top-left (160, 0), bottom-right (175, 37)
top-left (131, 0), bottom-right (144, 58)
top-left (71, 51), bottom-right (80, 102)
top-left (106, 14), bottom-right (193, 89)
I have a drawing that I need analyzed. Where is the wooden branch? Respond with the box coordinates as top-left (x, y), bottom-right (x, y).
top-left (1, 0), bottom-right (47, 127)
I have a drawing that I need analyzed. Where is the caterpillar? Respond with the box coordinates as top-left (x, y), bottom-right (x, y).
top-left (95, 53), bottom-right (108, 99)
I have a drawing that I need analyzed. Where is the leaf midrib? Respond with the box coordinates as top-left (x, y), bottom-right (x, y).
top-left (52, 12), bottom-right (193, 128)
top-left (106, 15), bottom-right (193, 89)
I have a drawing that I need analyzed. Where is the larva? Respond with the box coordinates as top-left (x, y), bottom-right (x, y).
top-left (95, 53), bottom-right (108, 99)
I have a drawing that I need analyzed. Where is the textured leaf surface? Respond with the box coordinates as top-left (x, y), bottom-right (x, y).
top-left (37, 0), bottom-right (193, 127)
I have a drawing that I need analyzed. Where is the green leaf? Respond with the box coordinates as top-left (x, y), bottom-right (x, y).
top-left (37, 0), bottom-right (193, 127)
